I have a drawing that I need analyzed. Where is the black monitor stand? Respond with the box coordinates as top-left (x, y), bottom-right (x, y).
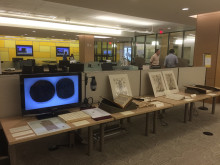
top-left (36, 110), bottom-right (70, 120)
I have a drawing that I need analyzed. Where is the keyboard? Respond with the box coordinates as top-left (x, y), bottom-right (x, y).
top-left (58, 111), bottom-right (91, 123)
top-left (165, 93), bottom-right (185, 100)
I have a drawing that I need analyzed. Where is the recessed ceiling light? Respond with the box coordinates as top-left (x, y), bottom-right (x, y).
top-left (96, 16), bottom-right (153, 26)
top-left (24, 34), bottom-right (28, 35)
top-left (51, 36), bottom-right (55, 37)
top-left (189, 15), bottom-right (197, 18)
top-left (167, 27), bottom-right (171, 30)
top-left (32, 30), bottom-right (36, 32)
top-left (182, 8), bottom-right (189, 11)
top-left (63, 34), bottom-right (66, 35)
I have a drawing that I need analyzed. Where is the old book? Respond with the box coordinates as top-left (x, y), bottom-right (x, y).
top-left (101, 94), bottom-right (133, 109)
top-left (185, 86), bottom-right (212, 94)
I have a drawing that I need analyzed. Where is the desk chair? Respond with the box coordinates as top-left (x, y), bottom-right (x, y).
top-left (22, 65), bottom-right (33, 74)
top-left (69, 63), bottom-right (84, 72)
top-left (33, 66), bottom-right (44, 73)
top-left (48, 65), bottom-right (58, 73)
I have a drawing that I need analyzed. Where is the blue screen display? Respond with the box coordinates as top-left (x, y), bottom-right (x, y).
top-left (56, 47), bottom-right (69, 56)
top-left (23, 75), bottom-right (79, 111)
top-left (16, 45), bottom-right (33, 56)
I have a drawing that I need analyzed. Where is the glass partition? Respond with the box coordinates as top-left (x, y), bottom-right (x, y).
top-left (145, 34), bottom-right (156, 64)
top-left (183, 31), bottom-right (195, 66)
top-left (169, 32), bottom-right (183, 58)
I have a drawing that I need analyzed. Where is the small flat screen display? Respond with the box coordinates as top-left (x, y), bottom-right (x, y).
top-left (56, 47), bottom-right (70, 56)
top-left (16, 45), bottom-right (33, 56)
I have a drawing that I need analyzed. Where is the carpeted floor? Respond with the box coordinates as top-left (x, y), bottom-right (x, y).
top-left (8, 103), bottom-right (220, 165)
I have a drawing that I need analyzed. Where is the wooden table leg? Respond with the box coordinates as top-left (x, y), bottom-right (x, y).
top-left (189, 103), bottom-right (194, 121)
top-left (99, 124), bottom-right (104, 152)
top-left (88, 126), bottom-right (93, 156)
top-left (153, 111), bottom-right (157, 134)
top-left (145, 113), bottom-right (149, 136)
top-left (69, 131), bottom-right (75, 148)
top-left (212, 97), bottom-right (216, 114)
top-left (120, 119), bottom-right (124, 129)
top-left (184, 103), bottom-right (189, 123)
top-left (127, 117), bottom-right (131, 123)
top-left (8, 145), bottom-right (16, 165)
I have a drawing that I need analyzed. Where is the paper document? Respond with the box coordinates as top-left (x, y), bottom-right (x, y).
top-left (72, 120), bottom-right (90, 127)
top-left (10, 125), bottom-right (31, 134)
top-left (82, 108), bottom-right (111, 119)
top-left (120, 111), bottom-right (134, 116)
top-left (151, 101), bottom-right (164, 107)
top-left (28, 117), bottom-right (70, 136)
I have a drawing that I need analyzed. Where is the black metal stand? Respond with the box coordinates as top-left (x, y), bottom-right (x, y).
top-left (198, 100), bottom-right (208, 110)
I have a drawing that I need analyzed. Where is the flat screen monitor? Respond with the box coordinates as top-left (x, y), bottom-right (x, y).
top-left (56, 47), bottom-right (70, 56)
top-left (16, 45), bottom-right (33, 56)
top-left (20, 73), bottom-right (81, 117)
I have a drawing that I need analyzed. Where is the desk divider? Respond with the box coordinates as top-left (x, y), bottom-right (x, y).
top-left (0, 67), bottom-right (206, 118)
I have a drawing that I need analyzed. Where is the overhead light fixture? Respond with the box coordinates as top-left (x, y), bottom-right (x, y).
top-left (24, 34), bottom-right (28, 35)
top-left (175, 39), bottom-right (183, 45)
top-left (152, 41), bottom-right (159, 46)
top-left (94, 36), bottom-right (111, 38)
top-left (189, 15), bottom-right (197, 18)
top-left (32, 30), bottom-right (36, 32)
top-left (63, 34), bottom-right (67, 35)
top-left (0, 17), bottom-right (122, 35)
top-left (182, 8), bottom-right (189, 11)
top-left (96, 16), bottom-right (153, 26)
top-left (0, 10), bottom-right (57, 20)
top-left (167, 27), bottom-right (171, 30)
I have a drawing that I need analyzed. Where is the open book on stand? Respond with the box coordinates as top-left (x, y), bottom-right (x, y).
top-left (100, 94), bottom-right (133, 109)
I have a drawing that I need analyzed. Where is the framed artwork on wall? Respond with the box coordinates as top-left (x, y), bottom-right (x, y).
top-left (109, 74), bottom-right (132, 99)
top-left (162, 70), bottom-right (179, 94)
top-left (148, 71), bottom-right (166, 97)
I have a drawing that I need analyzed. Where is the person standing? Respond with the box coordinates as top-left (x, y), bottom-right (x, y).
top-left (63, 51), bottom-right (68, 61)
top-left (164, 49), bottom-right (178, 68)
top-left (150, 49), bottom-right (161, 69)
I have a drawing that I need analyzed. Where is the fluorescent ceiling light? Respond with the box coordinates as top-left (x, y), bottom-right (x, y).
top-left (96, 16), bottom-right (153, 26)
top-left (189, 15), bottom-right (197, 18)
top-left (0, 17), bottom-right (122, 35)
top-left (94, 36), bottom-right (111, 38)
top-left (0, 11), bottom-right (56, 20)
top-left (182, 8), bottom-right (189, 11)
top-left (152, 41), bottom-right (159, 46)
top-left (175, 40), bottom-right (183, 44)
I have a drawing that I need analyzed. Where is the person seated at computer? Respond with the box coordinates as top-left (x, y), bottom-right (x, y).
top-left (63, 52), bottom-right (68, 61)
top-left (164, 49), bottom-right (178, 68)
top-left (150, 49), bottom-right (161, 69)
top-left (69, 54), bottom-right (76, 64)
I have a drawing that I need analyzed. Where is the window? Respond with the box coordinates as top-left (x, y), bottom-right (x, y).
top-left (169, 32), bottom-right (183, 58)
top-left (183, 31), bottom-right (195, 66)
top-left (145, 34), bottom-right (156, 64)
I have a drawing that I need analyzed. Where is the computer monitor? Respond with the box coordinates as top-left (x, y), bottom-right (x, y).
top-left (16, 45), bottom-right (33, 56)
top-left (56, 47), bottom-right (70, 56)
top-left (20, 73), bottom-right (82, 118)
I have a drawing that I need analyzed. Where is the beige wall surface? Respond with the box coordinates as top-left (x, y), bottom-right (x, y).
top-left (178, 67), bottom-right (206, 90)
top-left (0, 75), bottom-right (21, 118)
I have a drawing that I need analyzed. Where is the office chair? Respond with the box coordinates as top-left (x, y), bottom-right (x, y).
top-left (22, 65), bottom-right (33, 74)
top-left (69, 63), bottom-right (84, 72)
top-left (48, 65), bottom-right (58, 73)
top-left (33, 66), bottom-right (44, 73)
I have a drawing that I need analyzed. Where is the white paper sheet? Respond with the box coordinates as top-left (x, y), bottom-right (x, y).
top-left (28, 117), bottom-right (70, 136)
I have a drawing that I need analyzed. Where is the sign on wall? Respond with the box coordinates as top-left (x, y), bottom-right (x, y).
top-left (204, 53), bottom-right (211, 68)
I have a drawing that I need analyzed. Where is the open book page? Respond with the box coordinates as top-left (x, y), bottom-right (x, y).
top-left (113, 94), bottom-right (133, 108)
